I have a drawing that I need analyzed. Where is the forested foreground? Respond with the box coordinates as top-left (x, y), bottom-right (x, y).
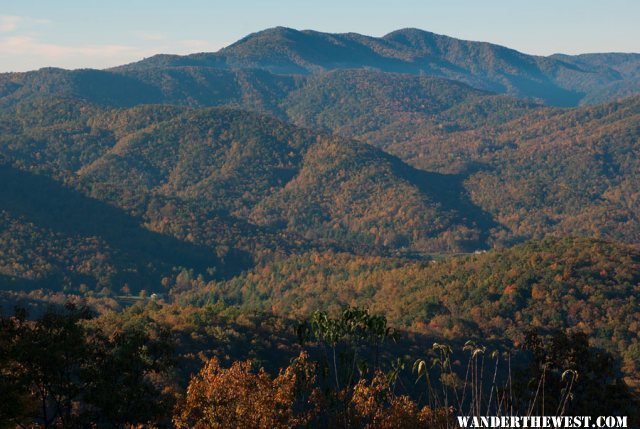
top-left (1, 237), bottom-right (640, 428)
top-left (1, 303), bottom-right (638, 428)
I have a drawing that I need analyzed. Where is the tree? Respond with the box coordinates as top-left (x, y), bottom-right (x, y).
top-left (0, 308), bottom-right (35, 428)
top-left (2, 304), bottom-right (93, 428)
top-left (83, 324), bottom-right (176, 427)
top-left (518, 330), bottom-right (639, 422)
top-left (295, 306), bottom-right (394, 391)
top-left (173, 352), bottom-right (315, 429)
top-left (0, 304), bottom-right (177, 428)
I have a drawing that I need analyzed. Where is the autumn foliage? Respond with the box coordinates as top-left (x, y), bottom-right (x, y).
top-left (173, 354), bottom-right (311, 429)
top-left (173, 352), bottom-right (444, 429)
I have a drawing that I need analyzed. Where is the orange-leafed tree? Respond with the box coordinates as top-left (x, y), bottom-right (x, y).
top-left (173, 352), bottom-right (316, 429)
top-left (349, 372), bottom-right (438, 429)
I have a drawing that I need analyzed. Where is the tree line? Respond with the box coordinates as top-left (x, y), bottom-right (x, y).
top-left (1, 303), bottom-right (637, 428)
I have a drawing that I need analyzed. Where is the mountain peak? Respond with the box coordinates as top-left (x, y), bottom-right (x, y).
top-left (383, 28), bottom-right (437, 38)
top-left (101, 27), bottom-right (640, 106)
top-left (222, 26), bottom-right (305, 49)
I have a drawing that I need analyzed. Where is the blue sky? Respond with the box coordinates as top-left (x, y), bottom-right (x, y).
top-left (1, 0), bottom-right (638, 72)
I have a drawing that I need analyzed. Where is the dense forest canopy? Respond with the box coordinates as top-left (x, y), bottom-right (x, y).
top-left (0, 26), bottom-right (639, 427)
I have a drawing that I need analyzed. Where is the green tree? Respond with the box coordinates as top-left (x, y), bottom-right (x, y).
top-left (83, 324), bottom-right (176, 427)
top-left (518, 330), bottom-right (639, 422)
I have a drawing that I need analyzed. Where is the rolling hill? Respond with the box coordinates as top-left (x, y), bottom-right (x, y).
top-left (386, 96), bottom-right (640, 245)
top-left (119, 27), bottom-right (640, 106)
top-left (0, 100), bottom-right (497, 294)
top-left (1, 74), bottom-right (639, 291)
top-left (181, 236), bottom-right (640, 384)
top-left (0, 25), bottom-right (638, 366)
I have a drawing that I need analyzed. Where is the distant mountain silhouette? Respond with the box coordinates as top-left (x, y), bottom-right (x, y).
top-left (117, 27), bottom-right (639, 106)
top-left (1, 27), bottom-right (638, 113)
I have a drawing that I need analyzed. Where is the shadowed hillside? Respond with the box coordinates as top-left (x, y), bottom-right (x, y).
top-left (0, 162), bottom-right (250, 292)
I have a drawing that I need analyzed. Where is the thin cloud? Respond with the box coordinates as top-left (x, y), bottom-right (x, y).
top-left (0, 36), bottom-right (226, 58)
top-left (0, 33), bottom-right (229, 71)
top-left (0, 15), bottom-right (51, 32)
top-left (0, 15), bottom-right (22, 32)
top-left (0, 35), bottom-right (138, 58)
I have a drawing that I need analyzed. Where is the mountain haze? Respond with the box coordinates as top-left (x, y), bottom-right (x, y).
top-left (119, 27), bottom-right (640, 106)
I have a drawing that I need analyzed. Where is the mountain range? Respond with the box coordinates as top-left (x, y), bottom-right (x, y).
top-left (1, 27), bottom-right (639, 111)
top-left (1, 27), bottom-right (639, 295)
top-left (3, 24), bottom-right (640, 426)
top-left (118, 27), bottom-right (640, 106)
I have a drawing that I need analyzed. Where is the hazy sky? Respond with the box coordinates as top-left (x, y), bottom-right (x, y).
top-left (1, 0), bottom-right (638, 72)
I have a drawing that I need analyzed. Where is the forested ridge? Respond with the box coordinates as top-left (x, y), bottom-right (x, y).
top-left (181, 237), bottom-right (640, 380)
top-left (1, 95), bottom-right (639, 291)
top-left (1, 26), bottom-right (640, 427)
